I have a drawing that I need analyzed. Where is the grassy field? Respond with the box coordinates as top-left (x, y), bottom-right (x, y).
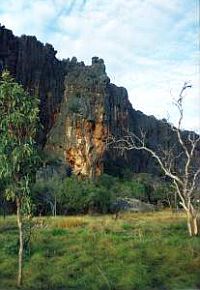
top-left (0, 211), bottom-right (200, 290)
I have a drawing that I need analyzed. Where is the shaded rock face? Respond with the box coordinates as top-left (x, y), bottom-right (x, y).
top-left (0, 26), bottom-right (65, 142)
top-left (1, 25), bottom-right (199, 178)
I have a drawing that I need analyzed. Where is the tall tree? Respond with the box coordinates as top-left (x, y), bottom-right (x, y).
top-left (108, 83), bottom-right (200, 236)
top-left (0, 71), bottom-right (40, 286)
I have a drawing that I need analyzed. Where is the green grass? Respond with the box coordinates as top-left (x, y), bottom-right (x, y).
top-left (0, 211), bottom-right (200, 290)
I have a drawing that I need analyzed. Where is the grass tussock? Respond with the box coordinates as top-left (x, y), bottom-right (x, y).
top-left (0, 210), bottom-right (200, 290)
top-left (50, 216), bottom-right (87, 229)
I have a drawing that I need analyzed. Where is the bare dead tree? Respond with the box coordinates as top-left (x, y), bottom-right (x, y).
top-left (107, 83), bottom-right (200, 236)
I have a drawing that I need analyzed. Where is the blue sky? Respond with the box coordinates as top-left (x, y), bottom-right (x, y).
top-left (0, 0), bottom-right (199, 132)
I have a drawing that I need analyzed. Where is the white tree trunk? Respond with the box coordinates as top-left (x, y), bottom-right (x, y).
top-left (16, 197), bottom-right (23, 287)
top-left (187, 210), bottom-right (199, 237)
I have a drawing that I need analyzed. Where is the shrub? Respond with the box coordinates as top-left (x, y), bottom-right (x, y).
top-left (31, 173), bottom-right (174, 216)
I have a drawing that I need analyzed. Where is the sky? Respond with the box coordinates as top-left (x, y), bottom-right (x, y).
top-left (0, 0), bottom-right (199, 132)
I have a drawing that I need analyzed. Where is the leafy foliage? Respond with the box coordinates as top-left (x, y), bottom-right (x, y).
top-left (31, 173), bottom-right (173, 215)
top-left (0, 70), bottom-right (41, 286)
top-left (0, 70), bottom-right (40, 204)
top-left (32, 175), bottom-right (114, 215)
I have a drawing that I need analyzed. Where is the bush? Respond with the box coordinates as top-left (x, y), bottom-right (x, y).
top-left (31, 177), bottom-right (62, 216)
top-left (59, 177), bottom-right (89, 214)
top-left (31, 173), bottom-right (174, 216)
top-left (31, 174), bottom-right (116, 215)
top-left (59, 175), bottom-right (115, 214)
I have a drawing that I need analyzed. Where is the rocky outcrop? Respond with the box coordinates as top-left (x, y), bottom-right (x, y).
top-left (0, 25), bottom-right (66, 143)
top-left (1, 25), bottom-right (199, 178)
top-left (44, 55), bottom-right (138, 177)
top-left (111, 197), bottom-right (155, 214)
top-left (44, 56), bottom-right (175, 177)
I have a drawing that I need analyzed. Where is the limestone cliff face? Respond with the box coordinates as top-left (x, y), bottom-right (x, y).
top-left (1, 25), bottom-right (199, 178)
top-left (0, 25), bottom-right (65, 142)
top-left (45, 57), bottom-right (131, 177)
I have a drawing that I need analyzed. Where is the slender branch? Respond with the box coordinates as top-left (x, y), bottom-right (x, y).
top-left (107, 134), bottom-right (184, 186)
top-left (188, 168), bottom-right (200, 196)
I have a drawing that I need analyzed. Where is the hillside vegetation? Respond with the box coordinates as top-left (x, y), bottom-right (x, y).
top-left (0, 211), bottom-right (200, 290)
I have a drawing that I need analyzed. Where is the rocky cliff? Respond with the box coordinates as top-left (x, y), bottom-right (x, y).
top-left (0, 25), bottom-right (65, 143)
top-left (44, 56), bottom-right (135, 177)
top-left (1, 25), bottom-right (199, 178)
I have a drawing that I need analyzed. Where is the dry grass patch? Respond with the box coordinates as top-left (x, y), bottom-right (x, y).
top-left (51, 216), bottom-right (88, 229)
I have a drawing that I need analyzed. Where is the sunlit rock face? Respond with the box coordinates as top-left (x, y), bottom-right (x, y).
top-left (1, 25), bottom-right (199, 178)
top-left (0, 25), bottom-right (132, 178)
top-left (45, 57), bottom-right (132, 177)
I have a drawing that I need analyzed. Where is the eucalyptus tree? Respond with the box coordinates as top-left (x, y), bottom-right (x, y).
top-left (0, 71), bottom-right (40, 286)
